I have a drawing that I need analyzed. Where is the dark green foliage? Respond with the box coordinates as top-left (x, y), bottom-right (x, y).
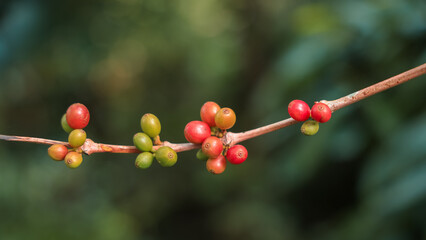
top-left (0, 0), bottom-right (425, 239)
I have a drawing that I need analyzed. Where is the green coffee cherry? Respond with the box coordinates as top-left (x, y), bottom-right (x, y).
top-left (64, 152), bottom-right (83, 169)
top-left (68, 129), bottom-right (87, 148)
top-left (61, 114), bottom-right (73, 133)
top-left (135, 152), bottom-right (154, 169)
top-left (196, 149), bottom-right (209, 161)
top-left (133, 132), bottom-right (153, 152)
top-left (155, 146), bottom-right (177, 167)
top-left (301, 120), bottom-right (319, 136)
top-left (141, 113), bottom-right (161, 138)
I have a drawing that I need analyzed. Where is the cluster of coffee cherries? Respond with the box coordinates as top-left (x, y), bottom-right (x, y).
top-left (287, 100), bottom-right (332, 135)
top-left (133, 114), bottom-right (178, 169)
top-left (47, 103), bottom-right (90, 168)
top-left (184, 101), bottom-right (248, 175)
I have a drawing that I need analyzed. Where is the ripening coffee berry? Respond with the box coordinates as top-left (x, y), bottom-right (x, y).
top-left (48, 144), bottom-right (68, 161)
top-left (301, 120), bottom-right (319, 136)
top-left (68, 129), bottom-right (87, 148)
top-left (200, 101), bottom-right (221, 127)
top-left (66, 103), bottom-right (90, 129)
top-left (141, 113), bottom-right (161, 138)
top-left (201, 136), bottom-right (223, 159)
top-left (184, 121), bottom-right (211, 144)
top-left (133, 132), bottom-right (153, 152)
top-left (226, 145), bottom-right (248, 165)
top-left (215, 108), bottom-right (236, 130)
top-left (61, 114), bottom-right (73, 133)
top-left (288, 100), bottom-right (310, 121)
top-left (64, 152), bottom-right (83, 169)
top-left (206, 155), bottom-right (226, 174)
top-left (155, 146), bottom-right (178, 167)
top-left (135, 152), bottom-right (154, 169)
top-left (311, 102), bottom-right (332, 123)
top-left (196, 149), bottom-right (209, 161)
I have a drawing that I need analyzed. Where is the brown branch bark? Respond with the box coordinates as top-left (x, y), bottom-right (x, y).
top-left (323, 63), bottom-right (426, 112)
top-left (0, 63), bottom-right (425, 154)
top-left (228, 62), bottom-right (426, 145)
top-left (0, 135), bottom-right (198, 155)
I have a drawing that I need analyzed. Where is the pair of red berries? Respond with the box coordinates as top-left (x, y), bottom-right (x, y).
top-left (288, 100), bottom-right (332, 123)
top-left (48, 103), bottom-right (90, 168)
top-left (184, 101), bottom-right (248, 174)
top-left (288, 100), bottom-right (332, 136)
top-left (201, 144), bottom-right (248, 174)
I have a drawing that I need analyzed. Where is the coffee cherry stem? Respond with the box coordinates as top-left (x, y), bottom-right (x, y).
top-left (153, 135), bottom-right (162, 145)
top-left (0, 63), bottom-right (425, 156)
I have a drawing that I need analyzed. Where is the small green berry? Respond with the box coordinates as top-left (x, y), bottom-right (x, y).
top-left (301, 120), bottom-right (319, 136)
top-left (196, 149), bottom-right (209, 161)
top-left (61, 114), bottom-right (73, 133)
top-left (64, 152), bottom-right (83, 169)
top-left (68, 129), bottom-right (87, 148)
top-left (133, 132), bottom-right (153, 152)
top-left (141, 113), bottom-right (161, 138)
top-left (135, 152), bottom-right (154, 169)
top-left (155, 146), bottom-right (177, 167)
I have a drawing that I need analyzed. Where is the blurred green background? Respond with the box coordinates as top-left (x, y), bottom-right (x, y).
top-left (0, 0), bottom-right (425, 239)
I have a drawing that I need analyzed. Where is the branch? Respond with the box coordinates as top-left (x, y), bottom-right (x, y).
top-left (0, 135), bottom-right (71, 146)
top-left (0, 63), bottom-right (425, 154)
top-left (324, 63), bottom-right (426, 112)
top-left (0, 135), bottom-right (198, 155)
top-left (228, 62), bottom-right (426, 145)
top-left (80, 139), bottom-right (198, 155)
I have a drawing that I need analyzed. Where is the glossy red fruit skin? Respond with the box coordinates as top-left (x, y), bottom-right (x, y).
top-left (288, 100), bottom-right (310, 121)
top-left (184, 121), bottom-right (211, 144)
top-left (311, 102), bottom-right (332, 123)
top-left (206, 155), bottom-right (226, 174)
top-left (226, 145), bottom-right (248, 165)
top-left (66, 103), bottom-right (90, 129)
top-left (202, 136), bottom-right (223, 159)
top-left (200, 101), bottom-right (221, 127)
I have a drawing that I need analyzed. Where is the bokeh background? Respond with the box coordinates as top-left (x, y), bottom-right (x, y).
top-left (0, 0), bottom-right (425, 239)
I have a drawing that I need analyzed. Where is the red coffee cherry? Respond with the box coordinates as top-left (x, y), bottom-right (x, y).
top-left (226, 144), bottom-right (248, 165)
top-left (48, 144), bottom-right (68, 161)
top-left (311, 102), bottom-right (332, 123)
top-left (201, 136), bottom-right (223, 159)
top-left (184, 121), bottom-right (211, 144)
top-left (288, 100), bottom-right (310, 121)
top-left (206, 155), bottom-right (226, 174)
top-left (66, 103), bottom-right (90, 129)
top-left (200, 101), bottom-right (221, 127)
top-left (215, 107), bottom-right (236, 130)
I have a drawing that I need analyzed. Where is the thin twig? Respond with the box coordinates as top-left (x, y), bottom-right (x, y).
top-left (229, 62), bottom-right (426, 145)
top-left (0, 63), bottom-right (425, 154)
top-left (0, 135), bottom-right (71, 147)
top-left (324, 63), bottom-right (426, 111)
top-left (0, 135), bottom-right (198, 155)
